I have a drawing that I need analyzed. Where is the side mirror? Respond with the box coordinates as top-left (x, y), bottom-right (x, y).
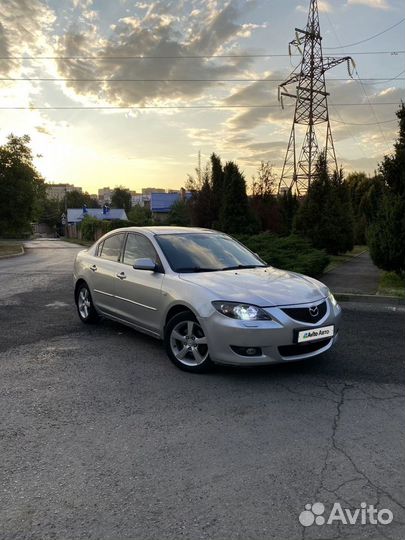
top-left (133, 257), bottom-right (157, 271)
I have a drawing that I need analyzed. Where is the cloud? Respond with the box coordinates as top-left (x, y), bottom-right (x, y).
top-left (55, 0), bottom-right (259, 106)
top-left (222, 71), bottom-right (292, 132)
top-left (237, 140), bottom-right (286, 164)
top-left (346, 0), bottom-right (391, 9)
top-left (35, 125), bottom-right (52, 135)
top-left (0, 0), bottom-right (55, 75)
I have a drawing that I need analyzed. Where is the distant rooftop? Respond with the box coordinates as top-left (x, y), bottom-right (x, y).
top-left (150, 192), bottom-right (191, 213)
top-left (67, 208), bottom-right (128, 223)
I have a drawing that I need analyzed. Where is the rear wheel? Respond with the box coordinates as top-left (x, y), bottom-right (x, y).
top-left (75, 283), bottom-right (99, 324)
top-left (164, 311), bottom-right (213, 373)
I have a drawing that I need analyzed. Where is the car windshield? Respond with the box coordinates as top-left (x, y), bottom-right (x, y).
top-left (155, 233), bottom-right (267, 273)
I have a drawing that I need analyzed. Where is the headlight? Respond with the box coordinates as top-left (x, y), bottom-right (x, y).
top-left (212, 301), bottom-right (271, 320)
top-left (328, 291), bottom-right (338, 307)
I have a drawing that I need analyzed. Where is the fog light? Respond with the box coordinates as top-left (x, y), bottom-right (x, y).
top-left (231, 346), bottom-right (262, 357)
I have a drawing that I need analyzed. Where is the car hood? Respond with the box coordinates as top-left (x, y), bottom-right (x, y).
top-left (179, 266), bottom-right (329, 307)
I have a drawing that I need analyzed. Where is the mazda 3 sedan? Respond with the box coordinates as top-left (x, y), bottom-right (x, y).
top-left (73, 227), bottom-right (341, 372)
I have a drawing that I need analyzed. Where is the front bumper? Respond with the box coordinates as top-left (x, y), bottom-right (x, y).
top-left (199, 298), bottom-right (342, 366)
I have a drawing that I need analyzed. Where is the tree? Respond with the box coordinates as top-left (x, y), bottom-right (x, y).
top-left (346, 172), bottom-right (384, 244)
top-left (368, 194), bottom-right (405, 272)
top-left (166, 200), bottom-right (191, 226)
top-left (368, 104), bottom-right (405, 273)
top-left (219, 161), bottom-right (259, 234)
top-left (111, 186), bottom-right (131, 213)
top-left (190, 172), bottom-right (214, 228)
top-left (0, 134), bottom-right (45, 237)
top-left (127, 205), bottom-right (153, 226)
top-left (278, 189), bottom-right (299, 235)
top-left (251, 161), bottom-right (277, 199)
top-left (294, 153), bottom-right (354, 254)
top-left (37, 197), bottom-right (61, 229)
top-left (65, 190), bottom-right (99, 209)
top-left (250, 161), bottom-right (281, 233)
top-left (210, 153), bottom-right (224, 225)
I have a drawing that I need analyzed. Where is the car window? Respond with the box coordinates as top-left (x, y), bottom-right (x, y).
top-left (99, 234), bottom-right (124, 261)
top-left (155, 233), bottom-right (266, 272)
top-left (123, 233), bottom-right (159, 266)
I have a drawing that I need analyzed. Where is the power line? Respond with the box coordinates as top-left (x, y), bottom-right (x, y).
top-left (0, 102), bottom-right (400, 110)
top-left (325, 11), bottom-right (393, 153)
top-left (354, 69), bottom-right (393, 151)
top-left (360, 69), bottom-right (405, 85)
top-left (331, 118), bottom-right (397, 126)
top-left (1, 76), bottom-right (404, 82)
top-left (0, 50), bottom-right (403, 60)
top-left (324, 17), bottom-right (405, 49)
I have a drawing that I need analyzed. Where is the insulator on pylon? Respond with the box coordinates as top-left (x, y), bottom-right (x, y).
top-left (347, 58), bottom-right (356, 78)
top-left (295, 32), bottom-right (302, 53)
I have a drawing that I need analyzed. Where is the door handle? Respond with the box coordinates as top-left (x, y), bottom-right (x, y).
top-left (90, 264), bottom-right (97, 272)
top-left (116, 272), bottom-right (127, 280)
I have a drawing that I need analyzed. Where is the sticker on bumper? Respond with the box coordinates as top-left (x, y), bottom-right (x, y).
top-left (297, 325), bottom-right (334, 343)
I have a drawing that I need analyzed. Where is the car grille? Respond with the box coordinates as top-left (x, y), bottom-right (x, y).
top-left (281, 300), bottom-right (327, 324)
top-left (278, 337), bottom-right (332, 357)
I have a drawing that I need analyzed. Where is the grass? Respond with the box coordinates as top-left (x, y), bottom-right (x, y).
top-left (378, 272), bottom-right (405, 298)
top-left (0, 242), bottom-right (24, 257)
top-left (324, 245), bottom-right (367, 273)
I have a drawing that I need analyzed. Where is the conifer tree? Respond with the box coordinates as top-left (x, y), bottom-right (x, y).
top-left (368, 104), bottom-right (405, 273)
top-left (294, 152), bottom-right (354, 254)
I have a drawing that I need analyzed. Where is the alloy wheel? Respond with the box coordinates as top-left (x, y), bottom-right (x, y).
top-left (78, 287), bottom-right (91, 320)
top-left (170, 319), bottom-right (209, 367)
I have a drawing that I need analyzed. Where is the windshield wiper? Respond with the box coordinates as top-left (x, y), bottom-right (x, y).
top-left (221, 264), bottom-right (267, 271)
top-left (176, 267), bottom-right (222, 273)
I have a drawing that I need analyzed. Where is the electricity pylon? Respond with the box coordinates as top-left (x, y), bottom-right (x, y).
top-left (277, 0), bottom-right (354, 195)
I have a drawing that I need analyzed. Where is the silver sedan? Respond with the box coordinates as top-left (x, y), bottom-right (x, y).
top-left (73, 227), bottom-right (341, 372)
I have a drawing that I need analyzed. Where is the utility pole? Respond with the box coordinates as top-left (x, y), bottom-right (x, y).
top-left (278, 0), bottom-right (354, 195)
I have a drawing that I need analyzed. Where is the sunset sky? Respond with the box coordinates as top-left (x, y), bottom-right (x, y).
top-left (0, 0), bottom-right (404, 194)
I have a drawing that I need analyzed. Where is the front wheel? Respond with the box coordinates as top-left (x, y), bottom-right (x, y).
top-left (164, 312), bottom-right (214, 373)
top-left (75, 283), bottom-right (99, 324)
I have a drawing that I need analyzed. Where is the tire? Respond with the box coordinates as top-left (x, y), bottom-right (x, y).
top-left (75, 282), bottom-right (100, 324)
top-left (164, 311), bottom-right (214, 373)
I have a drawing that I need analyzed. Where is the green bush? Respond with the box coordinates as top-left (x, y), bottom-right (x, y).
top-left (127, 206), bottom-right (153, 226)
top-left (166, 200), bottom-right (191, 226)
top-left (103, 219), bottom-right (136, 233)
top-left (80, 216), bottom-right (101, 241)
top-left (235, 233), bottom-right (330, 277)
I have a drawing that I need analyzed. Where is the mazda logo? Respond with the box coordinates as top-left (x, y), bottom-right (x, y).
top-left (309, 306), bottom-right (319, 317)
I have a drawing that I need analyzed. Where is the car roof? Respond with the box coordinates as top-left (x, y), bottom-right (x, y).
top-left (109, 226), bottom-right (219, 235)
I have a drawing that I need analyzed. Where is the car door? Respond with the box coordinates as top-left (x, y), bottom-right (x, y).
top-left (114, 232), bottom-right (164, 334)
top-left (90, 232), bottom-right (125, 315)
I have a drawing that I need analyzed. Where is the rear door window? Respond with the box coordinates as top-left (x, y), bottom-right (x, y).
top-left (99, 234), bottom-right (124, 261)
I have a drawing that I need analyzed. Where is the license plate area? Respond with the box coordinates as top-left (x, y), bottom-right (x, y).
top-left (294, 325), bottom-right (334, 343)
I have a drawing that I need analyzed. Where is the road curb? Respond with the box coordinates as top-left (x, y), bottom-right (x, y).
top-left (0, 245), bottom-right (25, 259)
top-left (334, 292), bottom-right (405, 305)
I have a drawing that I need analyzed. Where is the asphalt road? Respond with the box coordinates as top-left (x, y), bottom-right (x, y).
top-left (0, 240), bottom-right (404, 540)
